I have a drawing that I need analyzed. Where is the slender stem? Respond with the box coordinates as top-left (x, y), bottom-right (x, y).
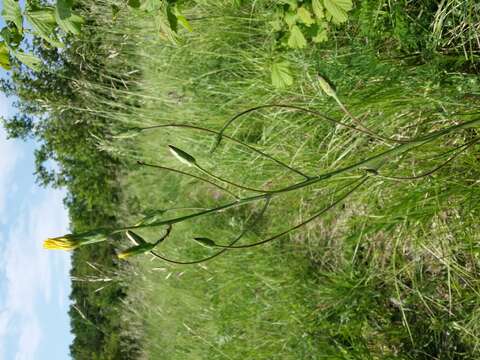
top-left (212, 104), bottom-right (410, 152)
top-left (153, 225), bottom-right (173, 246)
top-left (195, 163), bottom-right (276, 194)
top-left (137, 160), bottom-right (239, 200)
top-left (128, 123), bottom-right (311, 179)
top-left (149, 197), bottom-right (272, 265)
top-left (378, 137), bottom-right (480, 180)
top-left (208, 177), bottom-right (368, 249)
top-left (114, 117), bottom-right (480, 232)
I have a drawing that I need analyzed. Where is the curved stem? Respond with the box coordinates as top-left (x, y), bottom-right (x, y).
top-left (206, 177), bottom-right (368, 249)
top-left (113, 117), bottom-right (480, 232)
top-left (378, 137), bottom-right (480, 181)
top-left (149, 197), bottom-right (271, 265)
top-left (212, 104), bottom-right (410, 152)
top-left (195, 163), bottom-right (276, 194)
top-left (126, 123), bottom-right (311, 179)
top-left (137, 160), bottom-right (239, 200)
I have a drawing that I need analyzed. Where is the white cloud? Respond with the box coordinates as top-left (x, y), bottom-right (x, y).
top-left (14, 318), bottom-right (41, 360)
top-left (0, 187), bottom-right (71, 360)
top-left (0, 127), bottom-right (22, 220)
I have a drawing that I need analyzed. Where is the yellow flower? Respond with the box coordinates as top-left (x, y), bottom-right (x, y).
top-left (43, 237), bottom-right (80, 250)
top-left (43, 229), bottom-right (109, 251)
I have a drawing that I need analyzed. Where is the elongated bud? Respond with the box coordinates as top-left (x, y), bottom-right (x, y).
top-left (117, 242), bottom-right (157, 260)
top-left (168, 145), bottom-right (197, 166)
top-left (193, 237), bottom-right (217, 247)
top-left (318, 76), bottom-right (336, 97)
top-left (126, 230), bottom-right (146, 245)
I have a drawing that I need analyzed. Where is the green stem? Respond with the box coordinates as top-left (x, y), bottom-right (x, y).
top-left (206, 177), bottom-right (368, 249)
top-left (137, 160), bottom-right (239, 200)
top-left (115, 117), bottom-right (479, 233)
top-left (149, 197), bottom-right (272, 265)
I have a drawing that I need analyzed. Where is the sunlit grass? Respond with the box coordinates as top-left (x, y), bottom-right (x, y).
top-left (67, 1), bottom-right (480, 358)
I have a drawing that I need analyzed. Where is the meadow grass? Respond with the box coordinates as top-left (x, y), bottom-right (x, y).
top-left (74, 1), bottom-right (480, 358)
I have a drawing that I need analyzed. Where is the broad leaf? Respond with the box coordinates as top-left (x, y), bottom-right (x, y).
top-left (323, 0), bottom-right (353, 24)
top-left (312, 0), bottom-right (325, 19)
top-left (55, 0), bottom-right (84, 35)
top-left (287, 25), bottom-right (307, 48)
top-left (313, 25), bottom-right (328, 43)
top-left (297, 7), bottom-right (314, 26)
top-left (0, 42), bottom-right (11, 70)
top-left (56, 0), bottom-right (73, 20)
top-left (271, 61), bottom-right (293, 89)
top-left (13, 50), bottom-right (42, 71)
top-left (2, 0), bottom-right (23, 33)
top-left (56, 13), bottom-right (84, 35)
top-left (26, 8), bottom-right (64, 48)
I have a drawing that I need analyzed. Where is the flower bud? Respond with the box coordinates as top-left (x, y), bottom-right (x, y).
top-left (168, 145), bottom-right (197, 166)
top-left (193, 237), bottom-right (217, 247)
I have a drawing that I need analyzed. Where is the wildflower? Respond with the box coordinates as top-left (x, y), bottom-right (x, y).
top-left (43, 230), bottom-right (109, 251)
top-left (43, 237), bottom-right (80, 250)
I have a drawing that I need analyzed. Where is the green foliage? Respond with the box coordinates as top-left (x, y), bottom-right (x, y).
top-left (271, 61), bottom-right (293, 88)
top-left (0, 0), bottom-right (85, 70)
top-left (270, 0), bottom-right (353, 49)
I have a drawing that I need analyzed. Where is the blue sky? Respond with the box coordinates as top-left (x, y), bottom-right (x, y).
top-left (0, 17), bottom-right (73, 360)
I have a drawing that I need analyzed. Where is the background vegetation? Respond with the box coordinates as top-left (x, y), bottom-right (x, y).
top-left (1, 0), bottom-right (480, 359)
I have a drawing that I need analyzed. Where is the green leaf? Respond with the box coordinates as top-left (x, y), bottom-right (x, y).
top-left (166, 4), bottom-right (178, 32)
top-left (0, 26), bottom-right (23, 48)
top-left (111, 4), bottom-right (121, 18)
top-left (297, 7), bottom-right (314, 26)
top-left (280, 0), bottom-right (298, 10)
top-left (313, 22), bottom-right (328, 43)
top-left (269, 20), bottom-right (283, 31)
top-left (323, 0), bottom-right (353, 24)
top-left (25, 8), bottom-right (64, 48)
top-left (0, 42), bottom-right (11, 70)
top-left (56, 0), bottom-right (73, 19)
top-left (55, 0), bottom-right (84, 35)
top-left (128, 0), bottom-right (141, 8)
top-left (173, 5), bottom-right (192, 32)
top-left (271, 61), bottom-right (293, 89)
top-left (2, 0), bottom-right (23, 33)
top-left (56, 13), bottom-right (84, 35)
top-left (13, 50), bottom-right (42, 71)
top-left (284, 11), bottom-right (297, 28)
top-left (312, 0), bottom-right (325, 19)
top-left (287, 25), bottom-right (307, 48)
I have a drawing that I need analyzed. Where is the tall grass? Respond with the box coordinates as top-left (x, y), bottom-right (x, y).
top-left (72, 1), bottom-right (480, 358)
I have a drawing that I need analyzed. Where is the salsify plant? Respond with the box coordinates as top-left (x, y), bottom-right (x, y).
top-left (44, 77), bottom-right (480, 265)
